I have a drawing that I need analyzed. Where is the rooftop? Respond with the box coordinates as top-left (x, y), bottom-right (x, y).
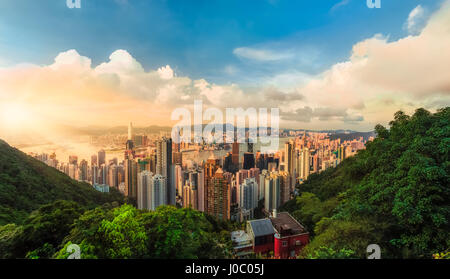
top-left (248, 218), bottom-right (275, 237)
top-left (270, 212), bottom-right (307, 237)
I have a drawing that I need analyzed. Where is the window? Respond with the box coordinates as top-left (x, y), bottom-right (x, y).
top-left (295, 240), bottom-right (302, 246)
top-left (282, 241), bottom-right (288, 247)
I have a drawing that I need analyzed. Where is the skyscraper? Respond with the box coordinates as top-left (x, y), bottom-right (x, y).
top-left (128, 122), bottom-right (133, 141)
top-left (150, 174), bottom-right (167, 210)
top-left (98, 150), bottom-right (106, 166)
top-left (284, 141), bottom-right (295, 176)
top-left (156, 137), bottom-right (174, 205)
top-left (239, 177), bottom-right (258, 220)
top-left (91, 154), bottom-right (98, 166)
top-left (232, 141), bottom-right (239, 166)
top-left (124, 159), bottom-right (138, 198)
top-left (299, 148), bottom-right (310, 181)
top-left (206, 168), bottom-right (230, 221)
top-left (137, 171), bottom-right (152, 210)
top-left (243, 152), bottom-right (255, 170)
top-left (137, 171), bottom-right (167, 210)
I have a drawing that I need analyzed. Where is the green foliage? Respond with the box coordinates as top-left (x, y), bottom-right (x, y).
top-left (4, 200), bottom-right (85, 258)
top-left (0, 223), bottom-right (23, 259)
top-left (55, 204), bottom-right (234, 259)
top-left (303, 246), bottom-right (356, 259)
top-left (286, 107), bottom-right (450, 259)
top-left (97, 205), bottom-right (148, 258)
top-left (0, 139), bottom-right (125, 225)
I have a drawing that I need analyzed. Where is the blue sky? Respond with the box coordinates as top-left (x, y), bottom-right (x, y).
top-left (0, 0), bottom-right (442, 85)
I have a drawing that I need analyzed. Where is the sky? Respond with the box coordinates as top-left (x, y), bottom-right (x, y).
top-left (0, 0), bottom-right (450, 146)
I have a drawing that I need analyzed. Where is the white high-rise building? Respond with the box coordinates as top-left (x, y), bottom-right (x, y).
top-left (137, 171), bottom-right (152, 210)
top-left (137, 171), bottom-right (168, 210)
top-left (128, 122), bottom-right (133, 141)
top-left (239, 177), bottom-right (258, 220)
top-left (151, 174), bottom-right (167, 210)
top-left (299, 148), bottom-right (310, 181)
top-left (264, 173), bottom-right (280, 212)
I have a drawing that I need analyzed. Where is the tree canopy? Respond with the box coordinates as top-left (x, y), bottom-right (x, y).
top-left (282, 107), bottom-right (450, 259)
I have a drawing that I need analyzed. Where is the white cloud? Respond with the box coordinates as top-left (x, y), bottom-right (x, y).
top-left (405, 5), bottom-right (427, 35)
top-left (1, 0), bottom-right (450, 134)
top-left (157, 65), bottom-right (174, 80)
top-left (331, 0), bottom-right (350, 12)
top-left (233, 47), bottom-right (293, 62)
top-left (289, 0), bottom-right (450, 128)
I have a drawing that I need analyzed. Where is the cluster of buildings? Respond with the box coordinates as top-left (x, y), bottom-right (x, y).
top-left (30, 123), bottom-right (370, 258)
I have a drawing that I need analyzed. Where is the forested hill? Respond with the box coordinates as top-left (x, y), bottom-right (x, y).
top-left (281, 107), bottom-right (450, 259)
top-left (0, 139), bottom-right (124, 225)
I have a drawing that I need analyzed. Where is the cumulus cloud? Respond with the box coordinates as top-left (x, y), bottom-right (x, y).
top-left (292, 0), bottom-right (450, 127)
top-left (1, 0), bottom-right (450, 139)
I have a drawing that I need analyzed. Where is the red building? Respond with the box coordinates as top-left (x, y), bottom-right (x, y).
top-left (271, 212), bottom-right (309, 259)
top-left (239, 212), bottom-right (309, 259)
top-left (247, 218), bottom-right (275, 255)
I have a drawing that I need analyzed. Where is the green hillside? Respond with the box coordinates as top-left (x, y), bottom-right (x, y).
top-left (281, 107), bottom-right (450, 258)
top-left (0, 139), bottom-right (124, 225)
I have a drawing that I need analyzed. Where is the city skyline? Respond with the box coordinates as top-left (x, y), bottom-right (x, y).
top-left (0, 0), bottom-right (448, 262)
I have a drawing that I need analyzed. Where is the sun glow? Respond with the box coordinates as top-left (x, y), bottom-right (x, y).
top-left (0, 102), bottom-right (34, 129)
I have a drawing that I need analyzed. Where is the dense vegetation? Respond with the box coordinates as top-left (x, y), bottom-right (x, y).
top-left (0, 201), bottom-right (235, 259)
top-left (0, 140), bottom-right (236, 259)
top-left (281, 108), bottom-right (450, 259)
top-left (0, 139), bottom-right (125, 225)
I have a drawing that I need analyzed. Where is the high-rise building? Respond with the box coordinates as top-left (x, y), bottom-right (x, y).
top-left (137, 171), bottom-right (152, 210)
top-left (239, 177), bottom-right (258, 220)
top-left (197, 168), bottom-right (205, 212)
top-left (232, 141), bottom-right (239, 166)
top-left (137, 171), bottom-right (167, 210)
top-left (278, 171), bottom-right (291, 205)
top-left (338, 145), bottom-right (346, 162)
top-left (150, 174), bottom-right (167, 210)
top-left (299, 148), bottom-right (310, 181)
top-left (243, 152), bottom-right (255, 170)
top-left (128, 122), bottom-right (133, 141)
top-left (223, 152), bottom-right (233, 173)
top-left (173, 151), bottom-right (182, 165)
top-left (124, 159), bottom-right (138, 198)
top-left (284, 141), bottom-right (295, 176)
top-left (98, 150), bottom-right (106, 166)
top-left (91, 165), bottom-right (99, 185)
top-left (69, 155), bottom-right (78, 165)
top-left (156, 137), bottom-right (174, 205)
top-left (99, 164), bottom-right (109, 185)
top-left (183, 182), bottom-right (198, 210)
top-left (78, 159), bottom-right (88, 182)
top-left (263, 172), bottom-right (281, 213)
top-left (206, 168), bottom-right (230, 221)
top-left (91, 154), bottom-right (98, 166)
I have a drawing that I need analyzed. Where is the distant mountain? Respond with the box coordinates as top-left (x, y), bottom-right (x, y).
top-left (0, 139), bottom-right (124, 225)
top-left (73, 125), bottom-right (173, 136)
top-left (328, 131), bottom-right (375, 142)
